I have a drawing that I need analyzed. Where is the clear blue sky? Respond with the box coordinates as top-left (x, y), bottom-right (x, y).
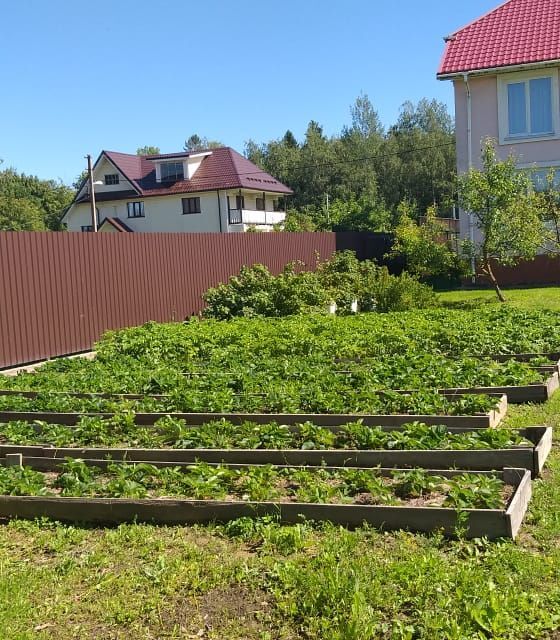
top-left (1, 0), bottom-right (498, 185)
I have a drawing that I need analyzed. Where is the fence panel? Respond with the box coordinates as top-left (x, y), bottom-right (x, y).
top-left (0, 232), bottom-right (389, 368)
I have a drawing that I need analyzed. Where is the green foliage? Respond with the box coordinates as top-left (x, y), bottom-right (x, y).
top-left (444, 473), bottom-right (504, 510)
top-left (202, 251), bottom-right (437, 319)
top-left (0, 466), bottom-right (49, 496)
top-left (136, 146), bottom-right (160, 155)
top-left (281, 208), bottom-right (317, 231)
top-left (0, 195), bottom-right (46, 230)
top-left (202, 262), bottom-right (328, 319)
top-left (458, 139), bottom-right (547, 301)
top-left (535, 167), bottom-right (560, 250)
top-left (0, 461), bottom-right (507, 512)
top-left (183, 134), bottom-right (222, 152)
top-left (0, 167), bottom-right (74, 230)
top-left (245, 95), bottom-right (456, 230)
top-left (391, 204), bottom-right (464, 281)
top-left (392, 468), bottom-right (444, 498)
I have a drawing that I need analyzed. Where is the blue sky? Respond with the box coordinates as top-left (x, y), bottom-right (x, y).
top-left (1, 0), bottom-right (498, 185)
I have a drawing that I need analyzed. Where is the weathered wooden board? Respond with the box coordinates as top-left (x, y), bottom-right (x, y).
top-left (433, 373), bottom-right (559, 404)
top-left (1, 426), bottom-right (549, 478)
top-left (0, 467), bottom-right (532, 539)
top-left (0, 394), bottom-right (508, 430)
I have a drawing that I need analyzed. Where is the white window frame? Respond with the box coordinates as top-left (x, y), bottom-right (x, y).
top-left (497, 68), bottom-right (560, 145)
top-left (127, 201), bottom-right (145, 218)
top-left (160, 161), bottom-right (185, 182)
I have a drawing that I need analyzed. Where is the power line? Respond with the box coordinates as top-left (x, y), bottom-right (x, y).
top-left (234, 140), bottom-right (456, 179)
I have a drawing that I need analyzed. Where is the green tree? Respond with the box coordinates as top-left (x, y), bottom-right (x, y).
top-left (535, 168), bottom-right (560, 249)
top-left (136, 146), bottom-right (160, 155)
top-left (0, 167), bottom-right (74, 230)
top-left (377, 99), bottom-right (455, 213)
top-left (391, 204), bottom-right (462, 280)
top-left (183, 135), bottom-right (222, 152)
top-left (458, 139), bottom-right (546, 302)
top-left (282, 208), bottom-right (316, 231)
top-left (0, 195), bottom-right (46, 230)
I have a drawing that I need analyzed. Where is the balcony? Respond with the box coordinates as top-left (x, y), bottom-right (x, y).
top-left (228, 208), bottom-right (286, 227)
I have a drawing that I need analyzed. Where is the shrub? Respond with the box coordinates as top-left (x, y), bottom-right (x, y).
top-left (202, 252), bottom-right (437, 319)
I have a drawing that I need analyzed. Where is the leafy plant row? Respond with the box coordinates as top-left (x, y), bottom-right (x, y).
top-left (0, 388), bottom-right (499, 416)
top-left (0, 416), bottom-right (525, 451)
top-left (0, 460), bottom-right (506, 510)
top-left (3, 307), bottom-right (557, 402)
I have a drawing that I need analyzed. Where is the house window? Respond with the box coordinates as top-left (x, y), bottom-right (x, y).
top-left (105, 174), bottom-right (119, 185)
top-left (127, 201), bottom-right (145, 218)
top-left (81, 225), bottom-right (93, 232)
top-left (182, 197), bottom-right (201, 214)
top-left (255, 196), bottom-right (265, 211)
top-left (499, 71), bottom-right (559, 142)
top-left (160, 161), bottom-right (184, 181)
top-left (235, 195), bottom-right (245, 210)
top-left (531, 167), bottom-right (560, 192)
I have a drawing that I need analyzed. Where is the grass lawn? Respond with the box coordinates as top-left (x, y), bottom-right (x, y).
top-left (1, 290), bottom-right (560, 639)
top-left (439, 286), bottom-right (560, 312)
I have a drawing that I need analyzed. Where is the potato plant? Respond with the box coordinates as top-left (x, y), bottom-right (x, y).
top-left (0, 418), bottom-right (528, 451)
top-left (0, 461), bottom-right (507, 510)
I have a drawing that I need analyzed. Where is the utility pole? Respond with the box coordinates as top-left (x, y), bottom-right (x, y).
top-left (86, 154), bottom-right (98, 232)
top-left (326, 193), bottom-right (330, 225)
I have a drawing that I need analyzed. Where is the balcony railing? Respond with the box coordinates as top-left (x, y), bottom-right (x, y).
top-left (228, 209), bottom-right (286, 226)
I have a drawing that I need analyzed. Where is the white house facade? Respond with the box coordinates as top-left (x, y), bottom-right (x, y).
top-left (63, 147), bottom-right (292, 233)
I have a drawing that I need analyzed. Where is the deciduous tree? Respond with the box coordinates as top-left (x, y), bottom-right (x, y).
top-left (458, 139), bottom-right (546, 302)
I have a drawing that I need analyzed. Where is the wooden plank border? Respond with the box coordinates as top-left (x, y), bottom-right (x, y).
top-left (0, 467), bottom-right (532, 539)
top-left (0, 394), bottom-right (508, 430)
top-left (432, 373), bottom-right (559, 404)
top-left (1, 426), bottom-right (550, 478)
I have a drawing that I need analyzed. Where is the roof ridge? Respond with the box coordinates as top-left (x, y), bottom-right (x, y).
top-left (445, 0), bottom-right (515, 39)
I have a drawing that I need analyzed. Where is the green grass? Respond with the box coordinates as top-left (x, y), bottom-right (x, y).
top-left (1, 288), bottom-right (560, 638)
top-left (439, 286), bottom-right (560, 312)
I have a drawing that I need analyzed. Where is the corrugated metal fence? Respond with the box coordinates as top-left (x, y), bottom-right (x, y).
top-left (0, 231), bottom-right (391, 368)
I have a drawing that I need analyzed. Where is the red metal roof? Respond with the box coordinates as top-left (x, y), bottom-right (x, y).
top-left (99, 217), bottom-right (134, 232)
top-left (103, 147), bottom-right (293, 197)
top-left (438, 0), bottom-right (560, 76)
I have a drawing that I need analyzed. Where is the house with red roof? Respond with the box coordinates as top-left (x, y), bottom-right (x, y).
top-left (63, 147), bottom-right (293, 233)
top-left (438, 0), bottom-right (560, 240)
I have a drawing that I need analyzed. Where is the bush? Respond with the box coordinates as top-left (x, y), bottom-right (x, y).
top-left (202, 263), bottom-right (328, 319)
top-left (202, 252), bottom-right (437, 319)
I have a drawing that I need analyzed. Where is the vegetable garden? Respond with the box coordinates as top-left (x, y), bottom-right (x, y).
top-left (0, 305), bottom-right (557, 541)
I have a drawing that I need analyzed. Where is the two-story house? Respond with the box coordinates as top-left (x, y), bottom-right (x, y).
top-left (438, 0), bottom-right (560, 241)
top-left (63, 147), bottom-right (292, 232)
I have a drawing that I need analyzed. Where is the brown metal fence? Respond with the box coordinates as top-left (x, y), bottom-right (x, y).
top-left (0, 231), bottom-right (390, 368)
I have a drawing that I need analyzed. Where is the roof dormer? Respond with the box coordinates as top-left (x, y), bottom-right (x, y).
top-left (150, 151), bottom-right (212, 183)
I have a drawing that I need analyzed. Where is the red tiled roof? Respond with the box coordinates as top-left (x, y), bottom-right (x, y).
top-left (438, 0), bottom-right (560, 76)
top-left (102, 147), bottom-right (293, 197)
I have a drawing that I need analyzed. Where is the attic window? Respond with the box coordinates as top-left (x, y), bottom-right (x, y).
top-left (160, 161), bottom-right (184, 182)
top-left (105, 174), bottom-right (119, 185)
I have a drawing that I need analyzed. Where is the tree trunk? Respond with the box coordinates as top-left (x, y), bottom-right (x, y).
top-left (483, 259), bottom-right (506, 302)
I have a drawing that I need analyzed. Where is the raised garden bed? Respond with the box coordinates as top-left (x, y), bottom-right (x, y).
top-left (434, 372), bottom-right (559, 404)
top-left (479, 353), bottom-right (560, 376)
top-left (0, 465), bottom-right (531, 539)
top-left (0, 393), bottom-right (508, 430)
top-left (1, 425), bottom-right (549, 478)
